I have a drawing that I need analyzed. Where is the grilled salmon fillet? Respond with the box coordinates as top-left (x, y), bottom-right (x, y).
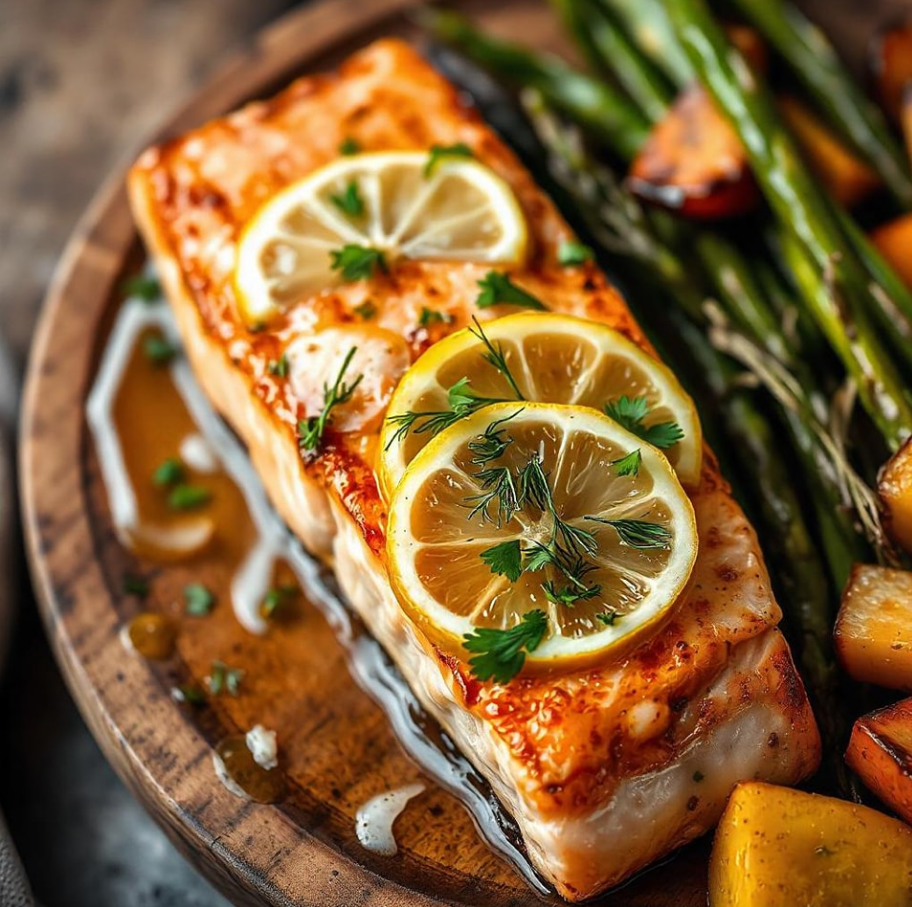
top-left (128, 39), bottom-right (821, 901)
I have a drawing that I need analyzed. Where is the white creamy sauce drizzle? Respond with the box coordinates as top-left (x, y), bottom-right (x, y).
top-left (355, 783), bottom-right (425, 856)
top-left (90, 287), bottom-right (547, 893)
top-left (179, 432), bottom-right (220, 474)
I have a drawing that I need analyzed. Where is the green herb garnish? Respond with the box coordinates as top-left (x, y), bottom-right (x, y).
top-left (586, 516), bottom-right (671, 549)
top-left (596, 609), bottom-right (622, 626)
top-left (418, 307), bottom-right (454, 327)
top-left (330, 244), bottom-right (387, 282)
top-left (604, 396), bottom-right (684, 450)
top-left (153, 457), bottom-right (184, 487)
top-left (262, 585), bottom-right (296, 618)
top-left (167, 484), bottom-right (212, 511)
top-left (424, 142), bottom-right (474, 177)
top-left (329, 180), bottom-right (365, 217)
top-left (557, 240), bottom-right (593, 266)
top-left (480, 539), bottom-right (523, 582)
top-left (267, 354), bottom-right (289, 378)
top-left (172, 684), bottom-right (206, 706)
top-left (208, 661), bottom-right (244, 697)
top-left (462, 609), bottom-right (548, 683)
top-left (143, 334), bottom-right (177, 365)
top-left (353, 300), bottom-right (377, 320)
top-left (298, 347), bottom-right (363, 451)
top-left (123, 575), bottom-right (149, 598)
top-left (476, 271), bottom-right (547, 310)
top-left (339, 137), bottom-right (360, 155)
top-left (121, 274), bottom-right (161, 302)
top-left (183, 583), bottom-right (215, 616)
top-left (612, 449), bottom-right (642, 477)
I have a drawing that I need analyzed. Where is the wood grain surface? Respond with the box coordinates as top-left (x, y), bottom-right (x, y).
top-left (17, 1), bottom-right (912, 906)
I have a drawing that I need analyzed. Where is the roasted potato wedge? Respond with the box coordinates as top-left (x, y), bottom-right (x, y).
top-left (880, 436), bottom-right (912, 552)
top-left (710, 781), bottom-right (912, 907)
top-left (869, 17), bottom-right (912, 124)
top-left (834, 564), bottom-right (912, 690)
top-left (847, 698), bottom-right (912, 826)
top-left (871, 215), bottom-right (912, 293)
top-left (779, 96), bottom-right (882, 208)
top-left (628, 85), bottom-right (759, 220)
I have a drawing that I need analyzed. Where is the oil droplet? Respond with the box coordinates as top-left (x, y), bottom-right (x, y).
top-left (355, 783), bottom-right (425, 856)
top-left (125, 612), bottom-right (177, 660)
top-left (213, 734), bottom-right (285, 803)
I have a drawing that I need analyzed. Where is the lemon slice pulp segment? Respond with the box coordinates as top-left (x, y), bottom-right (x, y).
top-left (234, 151), bottom-right (528, 325)
top-left (386, 402), bottom-right (698, 676)
top-left (379, 312), bottom-right (702, 500)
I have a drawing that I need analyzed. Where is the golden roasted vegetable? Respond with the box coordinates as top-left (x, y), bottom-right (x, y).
top-left (871, 215), bottom-right (912, 292)
top-left (779, 96), bottom-right (882, 208)
top-left (628, 85), bottom-right (759, 220)
top-left (834, 564), bottom-right (912, 690)
top-left (710, 781), bottom-right (912, 907)
top-left (869, 17), bottom-right (912, 124)
top-left (847, 698), bottom-right (912, 826)
top-left (879, 436), bottom-right (912, 552)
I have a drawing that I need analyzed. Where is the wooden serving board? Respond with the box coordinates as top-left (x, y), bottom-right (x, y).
top-left (19, 1), bottom-right (901, 905)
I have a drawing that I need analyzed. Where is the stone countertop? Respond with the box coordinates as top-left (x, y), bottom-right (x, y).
top-left (0, 0), bottom-right (909, 906)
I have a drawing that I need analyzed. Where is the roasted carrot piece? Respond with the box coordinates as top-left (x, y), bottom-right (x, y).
top-left (779, 96), bottom-right (881, 208)
top-left (879, 432), bottom-right (912, 548)
top-left (869, 17), bottom-right (912, 124)
top-left (627, 85), bottom-right (759, 220)
top-left (846, 698), bottom-right (912, 826)
top-left (834, 564), bottom-right (912, 690)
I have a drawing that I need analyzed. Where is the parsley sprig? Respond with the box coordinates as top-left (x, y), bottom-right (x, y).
top-left (298, 347), bottom-right (364, 451)
top-left (476, 271), bottom-right (547, 311)
top-left (462, 610), bottom-right (548, 684)
top-left (424, 142), bottom-right (474, 177)
top-left (329, 180), bottom-right (365, 217)
top-left (604, 396), bottom-right (684, 450)
top-left (330, 244), bottom-right (387, 282)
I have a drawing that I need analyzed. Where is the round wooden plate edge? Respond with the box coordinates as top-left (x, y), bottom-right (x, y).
top-left (18, 2), bottom-right (469, 906)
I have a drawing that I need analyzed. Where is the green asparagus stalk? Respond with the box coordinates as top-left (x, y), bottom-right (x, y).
top-left (725, 0), bottom-right (912, 209)
top-left (663, 0), bottom-right (912, 451)
top-left (550, 0), bottom-right (673, 123)
top-left (422, 9), bottom-right (650, 159)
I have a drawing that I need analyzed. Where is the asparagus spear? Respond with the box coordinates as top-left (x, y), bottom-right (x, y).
top-left (422, 9), bottom-right (650, 159)
top-left (663, 0), bottom-right (912, 451)
top-left (550, 0), bottom-right (673, 123)
top-left (725, 0), bottom-right (912, 209)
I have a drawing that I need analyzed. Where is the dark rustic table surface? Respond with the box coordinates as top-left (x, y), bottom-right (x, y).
top-left (0, 0), bottom-right (908, 906)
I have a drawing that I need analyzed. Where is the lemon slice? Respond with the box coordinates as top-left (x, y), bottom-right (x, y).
top-left (386, 402), bottom-right (698, 677)
top-left (234, 151), bottom-right (528, 324)
top-left (379, 312), bottom-right (702, 500)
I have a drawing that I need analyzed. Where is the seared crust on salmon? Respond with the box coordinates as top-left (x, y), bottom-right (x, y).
top-left (128, 39), bottom-right (820, 901)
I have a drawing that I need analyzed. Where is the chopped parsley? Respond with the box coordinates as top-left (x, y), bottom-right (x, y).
top-left (172, 684), bottom-right (206, 706)
top-left (339, 137), bottom-right (360, 155)
top-left (604, 395), bottom-right (684, 450)
top-left (476, 271), bottom-right (547, 311)
top-left (121, 274), bottom-right (161, 302)
top-left (480, 539), bottom-right (523, 583)
top-left (353, 300), bottom-right (377, 320)
top-left (298, 347), bottom-right (363, 451)
top-left (329, 180), bottom-right (365, 217)
top-left (462, 609), bottom-right (548, 684)
top-left (167, 484), bottom-right (212, 511)
top-left (262, 585), bottom-right (297, 618)
top-left (424, 142), bottom-right (474, 177)
top-left (418, 306), bottom-right (454, 327)
top-left (557, 240), bottom-right (594, 266)
top-left (611, 449), bottom-right (642, 477)
top-left (183, 583), bottom-right (215, 616)
top-left (268, 354), bottom-right (289, 378)
top-left (596, 610), bottom-right (622, 626)
top-left (330, 244), bottom-right (387, 282)
top-left (143, 334), bottom-right (177, 365)
top-left (123, 575), bottom-right (149, 598)
top-left (208, 661), bottom-right (245, 697)
top-left (153, 457), bottom-right (184, 487)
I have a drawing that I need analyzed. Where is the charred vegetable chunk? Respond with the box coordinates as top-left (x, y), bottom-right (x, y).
top-left (869, 17), bottom-right (912, 124)
top-left (871, 216), bottom-right (912, 293)
top-left (834, 564), bottom-right (912, 690)
top-left (847, 698), bottom-right (912, 826)
top-left (628, 85), bottom-right (759, 220)
top-left (879, 437), bottom-right (912, 553)
top-left (779, 96), bottom-right (881, 208)
top-left (709, 782), bottom-right (912, 906)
